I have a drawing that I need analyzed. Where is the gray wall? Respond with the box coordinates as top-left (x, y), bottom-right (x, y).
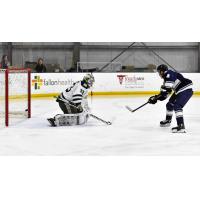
top-left (80, 48), bottom-right (198, 72)
top-left (80, 42), bottom-right (198, 72)
top-left (12, 49), bottom-right (73, 71)
top-left (0, 42), bottom-right (199, 72)
top-left (11, 42), bottom-right (73, 71)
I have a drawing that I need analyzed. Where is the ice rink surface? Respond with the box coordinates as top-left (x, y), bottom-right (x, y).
top-left (0, 96), bottom-right (200, 155)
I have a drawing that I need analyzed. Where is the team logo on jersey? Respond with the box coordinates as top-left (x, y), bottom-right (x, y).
top-left (32, 75), bottom-right (43, 89)
top-left (117, 75), bottom-right (126, 84)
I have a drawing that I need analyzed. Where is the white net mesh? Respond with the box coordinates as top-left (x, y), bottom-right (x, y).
top-left (0, 69), bottom-right (30, 126)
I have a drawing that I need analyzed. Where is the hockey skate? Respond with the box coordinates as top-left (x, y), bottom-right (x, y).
top-left (172, 124), bottom-right (186, 133)
top-left (47, 118), bottom-right (56, 127)
top-left (160, 120), bottom-right (171, 127)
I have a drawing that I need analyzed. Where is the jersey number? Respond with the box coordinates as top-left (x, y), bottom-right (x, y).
top-left (80, 89), bottom-right (84, 95)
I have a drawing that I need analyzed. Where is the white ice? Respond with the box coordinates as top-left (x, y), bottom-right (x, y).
top-left (0, 96), bottom-right (200, 155)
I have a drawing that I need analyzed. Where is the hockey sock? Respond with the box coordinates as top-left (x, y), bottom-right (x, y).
top-left (175, 109), bottom-right (184, 126)
top-left (166, 110), bottom-right (173, 121)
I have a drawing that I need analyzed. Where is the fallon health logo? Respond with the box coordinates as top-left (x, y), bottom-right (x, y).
top-left (32, 75), bottom-right (43, 89)
top-left (117, 74), bottom-right (144, 88)
top-left (32, 75), bottom-right (74, 90)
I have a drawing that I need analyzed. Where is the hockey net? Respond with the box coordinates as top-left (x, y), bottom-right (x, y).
top-left (0, 68), bottom-right (31, 126)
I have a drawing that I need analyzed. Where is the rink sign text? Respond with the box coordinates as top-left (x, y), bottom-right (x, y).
top-left (117, 74), bottom-right (145, 88)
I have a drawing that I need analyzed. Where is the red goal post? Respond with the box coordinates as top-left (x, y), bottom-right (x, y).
top-left (0, 68), bottom-right (31, 126)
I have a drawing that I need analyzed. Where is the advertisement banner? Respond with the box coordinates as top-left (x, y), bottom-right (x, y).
top-left (31, 73), bottom-right (200, 96)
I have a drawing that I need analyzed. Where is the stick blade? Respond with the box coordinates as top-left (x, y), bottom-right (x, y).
top-left (107, 121), bottom-right (112, 125)
top-left (125, 105), bottom-right (133, 112)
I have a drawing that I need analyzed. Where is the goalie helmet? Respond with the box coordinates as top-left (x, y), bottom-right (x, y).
top-left (82, 73), bottom-right (95, 88)
top-left (157, 64), bottom-right (168, 78)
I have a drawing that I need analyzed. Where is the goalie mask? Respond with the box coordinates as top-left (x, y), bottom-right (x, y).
top-left (82, 74), bottom-right (95, 88)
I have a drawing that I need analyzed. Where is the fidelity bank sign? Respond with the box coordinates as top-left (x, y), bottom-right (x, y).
top-left (32, 75), bottom-right (73, 90)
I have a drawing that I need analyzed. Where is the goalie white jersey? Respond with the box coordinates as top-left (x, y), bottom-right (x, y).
top-left (48, 74), bottom-right (95, 127)
top-left (57, 81), bottom-right (89, 105)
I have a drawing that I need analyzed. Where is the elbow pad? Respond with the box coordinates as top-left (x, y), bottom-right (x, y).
top-left (161, 85), bottom-right (172, 93)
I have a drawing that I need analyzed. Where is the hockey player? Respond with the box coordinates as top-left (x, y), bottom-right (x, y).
top-left (148, 64), bottom-right (193, 133)
top-left (47, 74), bottom-right (95, 126)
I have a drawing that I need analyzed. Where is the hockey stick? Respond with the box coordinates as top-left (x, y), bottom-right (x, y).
top-left (126, 93), bottom-right (162, 113)
top-left (90, 114), bottom-right (112, 125)
top-left (125, 102), bottom-right (149, 113)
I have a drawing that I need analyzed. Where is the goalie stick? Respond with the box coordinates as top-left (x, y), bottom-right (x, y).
top-left (90, 114), bottom-right (112, 125)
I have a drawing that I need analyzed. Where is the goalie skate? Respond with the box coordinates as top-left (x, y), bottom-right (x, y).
top-left (47, 118), bottom-right (56, 127)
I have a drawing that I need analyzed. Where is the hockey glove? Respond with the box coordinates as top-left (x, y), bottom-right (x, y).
top-left (148, 95), bottom-right (158, 104)
top-left (158, 85), bottom-right (172, 101)
top-left (77, 104), bottom-right (83, 113)
top-left (82, 98), bottom-right (91, 114)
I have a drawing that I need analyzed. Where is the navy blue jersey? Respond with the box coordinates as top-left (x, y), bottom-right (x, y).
top-left (163, 70), bottom-right (193, 94)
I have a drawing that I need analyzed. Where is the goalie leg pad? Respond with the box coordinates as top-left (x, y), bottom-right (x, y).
top-left (54, 112), bottom-right (89, 126)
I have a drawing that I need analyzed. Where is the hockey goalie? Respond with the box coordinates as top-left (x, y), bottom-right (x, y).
top-left (47, 74), bottom-right (95, 127)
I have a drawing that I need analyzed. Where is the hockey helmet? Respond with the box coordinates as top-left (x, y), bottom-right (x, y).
top-left (83, 73), bottom-right (95, 88)
top-left (157, 64), bottom-right (168, 77)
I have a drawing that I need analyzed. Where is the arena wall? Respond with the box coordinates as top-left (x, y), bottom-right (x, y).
top-left (3, 42), bottom-right (199, 72)
top-left (31, 73), bottom-right (200, 97)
